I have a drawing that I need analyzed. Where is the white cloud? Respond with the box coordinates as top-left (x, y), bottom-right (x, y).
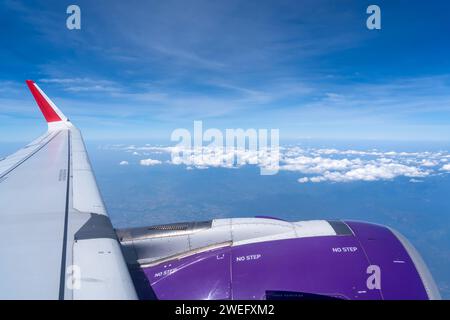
top-left (167, 146), bottom-right (278, 173)
top-left (40, 78), bottom-right (121, 93)
top-left (119, 160), bottom-right (129, 166)
top-left (281, 156), bottom-right (358, 173)
top-left (421, 159), bottom-right (439, 167)
top-left (106, 143), bottom-right (449, 183)
top-left (280, 150), bottom-right (434, 183)
top-left (298, 177), bottom-right (309, 183)
top-left (303, 163), bottom-right (428, 183)
top-left (140, 158), bottom-right (162, 166)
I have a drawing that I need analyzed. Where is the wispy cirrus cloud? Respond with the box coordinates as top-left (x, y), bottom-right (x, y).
top-left (1, 1), bottom-right (450, 141)
top-left (39, 78), bottom-right (122, 93)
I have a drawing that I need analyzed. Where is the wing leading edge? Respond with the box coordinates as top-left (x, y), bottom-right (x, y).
top-left (0, 81), bottom-right (137, 299)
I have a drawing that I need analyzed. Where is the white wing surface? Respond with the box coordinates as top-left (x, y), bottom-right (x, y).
top-left (0, 80), bottom-right (137, 300)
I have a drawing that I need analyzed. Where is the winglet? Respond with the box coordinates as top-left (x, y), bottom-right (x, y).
top-left (26, 80), bottom-right (68, 124)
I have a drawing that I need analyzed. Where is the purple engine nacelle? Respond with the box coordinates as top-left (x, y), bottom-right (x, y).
top-left (117, 218), bottom-right (440, 300)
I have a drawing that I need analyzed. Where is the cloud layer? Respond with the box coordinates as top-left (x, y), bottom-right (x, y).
top-left (140, 158), bottom-right (162, 166)
top-left (106, 144), bottom-right (450, 183)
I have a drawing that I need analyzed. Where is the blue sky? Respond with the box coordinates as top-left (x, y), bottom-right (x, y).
top-left (1, 0), bottom-right (450, 141)
top-left (1, 1), bottom-right (450, 297)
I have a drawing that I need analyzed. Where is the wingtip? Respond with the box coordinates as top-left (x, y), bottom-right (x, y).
top-left (26, 80), bottom-right (68, 124)
top-left (25, 79), bottom-right (35, 89)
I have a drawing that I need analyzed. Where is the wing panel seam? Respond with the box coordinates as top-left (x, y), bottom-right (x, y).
top-left (0, 131), bottom-right (61, 180)
top-left (58, 130), bottom-right (71, 300)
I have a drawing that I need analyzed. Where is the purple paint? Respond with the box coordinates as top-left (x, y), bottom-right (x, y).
top-left (139, 221), bottom-right (430, 300)
top-left (144, 247), bottom-right (232, 300)
top-left (345, 221), bottom-right (428, 300)
top-left (230, 235), bottom-right (381, 300)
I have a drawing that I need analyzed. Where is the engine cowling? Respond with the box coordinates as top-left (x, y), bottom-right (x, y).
top-left (116, 218), bottom-right (440, 300)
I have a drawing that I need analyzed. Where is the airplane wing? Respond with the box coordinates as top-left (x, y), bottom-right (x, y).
top-left (0, 80), bottom-right (137, 300)
top-left (0, 81), bottom-right (440, 301)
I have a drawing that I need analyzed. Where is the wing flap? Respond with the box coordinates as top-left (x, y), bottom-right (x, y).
top-left (71, 127), bottom-right (107, 215)
top-left (73, 238), bottom-right (138, 299)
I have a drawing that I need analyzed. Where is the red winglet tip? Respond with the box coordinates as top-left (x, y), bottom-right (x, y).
top-left (26, 80), bottom-right (63, 123)
top-left (25, 80), bottom-right (34, 89)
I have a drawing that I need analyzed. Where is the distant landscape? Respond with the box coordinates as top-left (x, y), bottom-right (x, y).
top-left (84, 139), bottom-right (450, 299)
